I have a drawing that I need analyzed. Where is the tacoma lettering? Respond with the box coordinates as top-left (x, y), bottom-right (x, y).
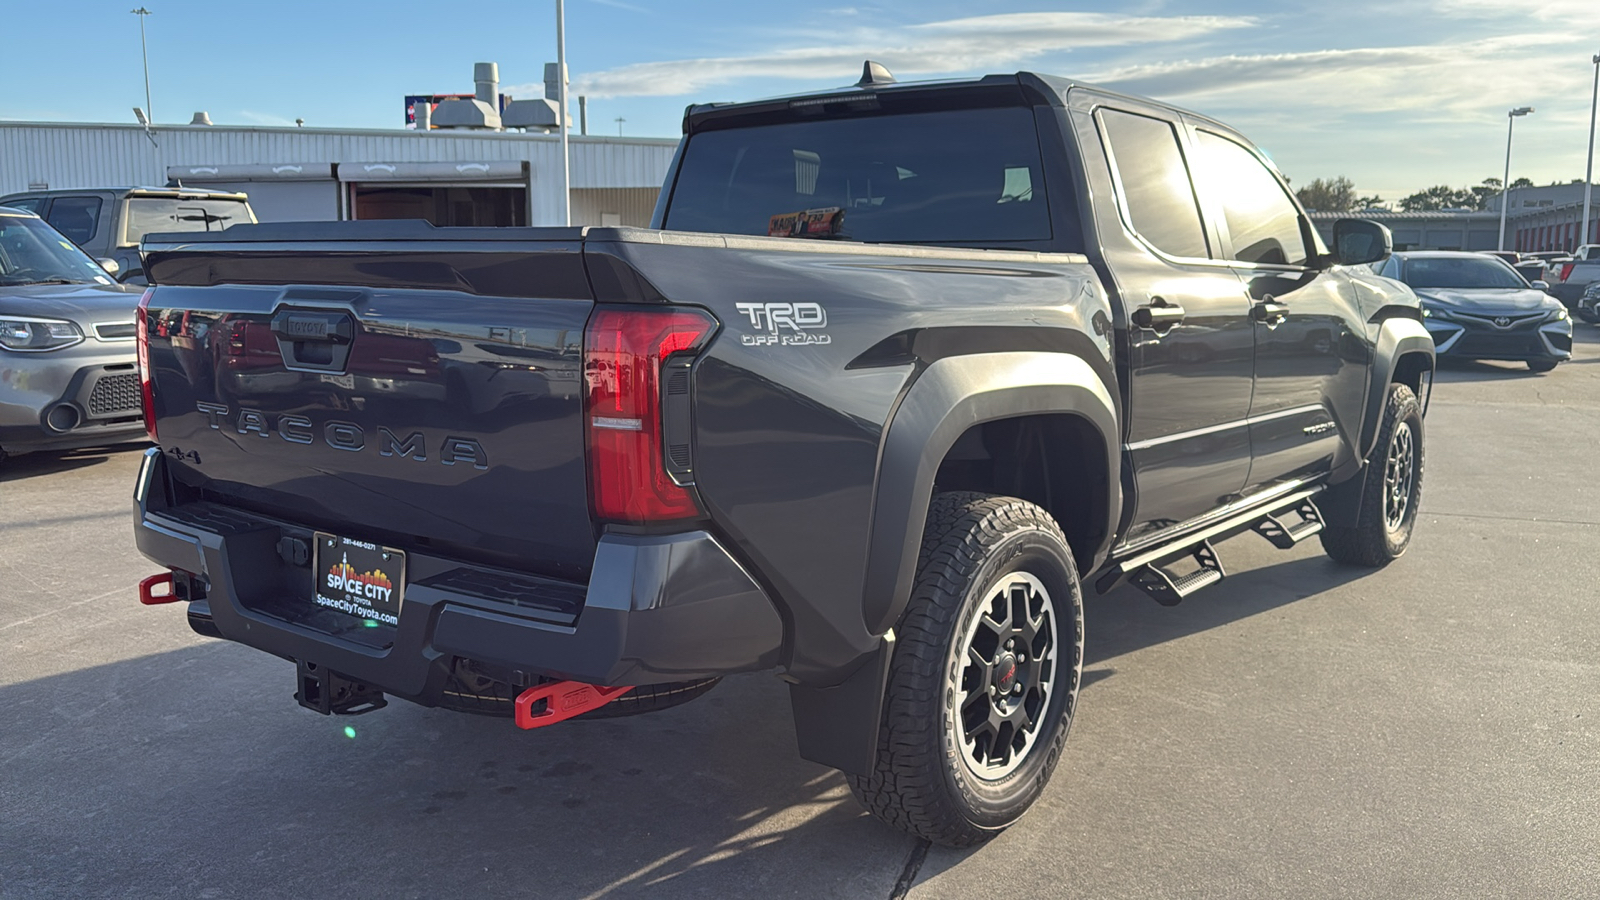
top-left (194, 402), bottom-right (486, 467)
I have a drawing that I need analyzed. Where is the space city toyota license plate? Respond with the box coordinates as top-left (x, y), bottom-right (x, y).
top-left (312, 533), bottom-right (406, 626)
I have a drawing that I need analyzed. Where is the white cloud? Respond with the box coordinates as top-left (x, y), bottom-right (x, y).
top-left (1086, 34), bottom-right (1593, 124)
top-left (560, 12), bottom-right (1255, 98)
top-left (1428, 0), bottom-right (1595, 20)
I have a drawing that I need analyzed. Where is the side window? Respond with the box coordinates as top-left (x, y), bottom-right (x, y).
top-left (1097, 108), bottom-right (1209, 260)
top-left (3, 198), bottom-right (46, 214)
top-left (45, 196), bottom-right (103, 246)
top-left (1193, 132), bottom-right (1309, 267)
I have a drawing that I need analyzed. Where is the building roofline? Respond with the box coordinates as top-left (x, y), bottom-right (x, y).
top-left (0, 119), bottom-right (679, 146)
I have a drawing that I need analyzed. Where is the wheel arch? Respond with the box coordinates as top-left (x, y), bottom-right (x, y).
top-left (1358, 315), bottom-right (1434, 461)
top-left (860, 351), bottom-right (1120, 637)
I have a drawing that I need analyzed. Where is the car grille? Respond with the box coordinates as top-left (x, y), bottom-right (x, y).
top-left (95, 322), bottom-right (137, 340)
top-left (1450, 331), bottom-right (1547, 357)
top-left (87, 373), bottom-right (141, 416)
top-left (1450, 312), bottom-right (1546, 330)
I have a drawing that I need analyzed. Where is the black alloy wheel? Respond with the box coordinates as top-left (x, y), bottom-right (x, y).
top-left (1321, 382), bottom-right (1424, 566)
top-left (850, 492), bottom-right (1084, 847)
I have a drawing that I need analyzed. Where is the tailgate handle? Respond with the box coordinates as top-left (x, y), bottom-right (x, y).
top-left (270, 309), bottom-right (355, 371)
top-left (272, 310), bottom-right (353, 343)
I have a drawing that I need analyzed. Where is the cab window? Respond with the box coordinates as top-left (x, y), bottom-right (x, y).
top-left (1193, 132), bottom-right (1309, 267)
top-left (45, 196), bottom-right (103, 246)
top-left (1097, 108), bottom-right (1209, 260)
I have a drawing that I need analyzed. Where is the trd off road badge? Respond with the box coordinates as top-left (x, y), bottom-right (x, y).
top-left (735, 302), bottom-right (831, 346)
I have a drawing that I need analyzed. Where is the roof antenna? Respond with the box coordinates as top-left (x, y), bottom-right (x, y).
top-left (857, 60), bottom-right (896, 87)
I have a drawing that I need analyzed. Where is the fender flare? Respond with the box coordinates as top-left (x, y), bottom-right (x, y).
top-left (860, 351), bottom-right (1120, 636)
top-left (1357, 314), bottom-right (1435, 461)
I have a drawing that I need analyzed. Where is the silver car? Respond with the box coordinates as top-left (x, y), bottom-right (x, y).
top-left (0, 206), bottom-right (147, 462)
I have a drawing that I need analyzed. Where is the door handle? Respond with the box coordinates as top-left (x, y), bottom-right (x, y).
top-left (1252, 300), bottom-right (1290, 324)
top-left (1132, 300), bottom-right (1186, 330)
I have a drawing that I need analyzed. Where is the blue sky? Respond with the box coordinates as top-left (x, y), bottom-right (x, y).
top-left (2, 0), bottom-right (1596, 200)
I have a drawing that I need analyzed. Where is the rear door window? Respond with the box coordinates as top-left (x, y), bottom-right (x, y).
top-left (1192, 132), bottom-right (1310, 267)
top-left (125, 198), bottom-right (250, 244)
top-left (44, 196), bottom-right (103, 246)
top-left (664, 107), bottom-right (1054, 246)
top-left (1097, 108), bottom-right (1209, 260)
top-left (2, 197), bottom-right (46, 214)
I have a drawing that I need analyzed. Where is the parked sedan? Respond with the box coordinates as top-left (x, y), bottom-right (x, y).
top-left (0, 207), bottom-right (147, 461)
top-left (1374, 251), bottom-right (1571, 372)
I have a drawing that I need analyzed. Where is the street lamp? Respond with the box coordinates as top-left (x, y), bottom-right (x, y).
top-left (556, 0), bottom-right (570, 226)
top-left (131, 7), bottom-right (153, 124)
top-left (1581, 54), bottom-right (1600, 253)
top-left (1498, 106), bottom-right (1534, 252)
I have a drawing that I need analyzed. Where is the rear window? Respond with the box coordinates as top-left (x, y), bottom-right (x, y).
top-left (125, 197), bottom-right (250, 244)
top-left (664, 108), bottom-right (1054, 246)
top-left (46, 196), bottom-right (103, 245)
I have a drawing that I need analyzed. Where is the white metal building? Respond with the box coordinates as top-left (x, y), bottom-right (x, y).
top-left (0, 121), bottom-right (678, 227)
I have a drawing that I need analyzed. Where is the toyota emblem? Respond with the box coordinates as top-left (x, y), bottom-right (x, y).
top-left (1493, 316), bottom-right (1511, 327)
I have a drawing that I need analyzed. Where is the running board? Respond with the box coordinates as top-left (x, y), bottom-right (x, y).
top-left (1251, 499), bottom-right (1324, 549)
top-left (1097, 487), bottom-right (1323, 602)
top-left (1128, 541), bottom-right (1224, 607)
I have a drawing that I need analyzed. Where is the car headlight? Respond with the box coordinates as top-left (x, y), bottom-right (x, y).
top-left (1420, 303), bottom-right (1452, 322)
top-left (0, 317), bottom-right (85, 351)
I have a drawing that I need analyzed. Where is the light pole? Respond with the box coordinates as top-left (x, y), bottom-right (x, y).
top-left (556, 0), bottom-right (570, 226)
top-left (131, 7), bottom-right (153, 123)
top-left (1581, 54), bottom-right (1599, 252)
top-left (1498, 106), bottom-right (1534, 252)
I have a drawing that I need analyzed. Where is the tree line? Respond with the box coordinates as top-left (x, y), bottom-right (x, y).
top-left (1292, 176), bottom-right (1535, 213)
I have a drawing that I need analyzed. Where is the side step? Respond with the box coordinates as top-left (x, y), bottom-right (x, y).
top-left (1097, 487), bottom-right (1324, 604)
top-left (1251, 500), bottom-right (1324, 549)
top-left (1128, 541), bottom-right (1224, 607)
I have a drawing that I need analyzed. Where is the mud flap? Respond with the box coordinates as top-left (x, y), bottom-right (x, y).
top-left (787, 631), bottom-right (894, 777)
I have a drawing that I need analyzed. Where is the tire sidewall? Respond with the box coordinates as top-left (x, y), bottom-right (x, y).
top-left (1380, 390), bottom-right (1424, 557)
top-left (939, 524), bottom-right (1083, 830)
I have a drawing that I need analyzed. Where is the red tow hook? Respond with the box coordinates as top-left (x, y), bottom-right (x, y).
top-left (139, 571), bottom-right (179, 605)
top-left (514, 681), bottom-right (632, 730)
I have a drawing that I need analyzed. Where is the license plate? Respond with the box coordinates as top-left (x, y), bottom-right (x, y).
top-left (320, 373), bottom-right (356, 389)
top-left (313, 533), bottom-right (405, 626)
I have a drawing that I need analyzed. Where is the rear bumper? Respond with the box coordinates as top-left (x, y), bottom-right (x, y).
top-left (132, 449), bottom-right (784, 705)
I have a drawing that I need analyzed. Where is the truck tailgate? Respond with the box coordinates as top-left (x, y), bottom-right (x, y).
top-left (141, 238), bottom-right (596, 579)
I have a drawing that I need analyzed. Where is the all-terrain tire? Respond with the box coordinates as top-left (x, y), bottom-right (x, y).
top-left (848, 492), bottom-right (1084, 847)
top-left (1320, 383), bottom-right (1424, 567)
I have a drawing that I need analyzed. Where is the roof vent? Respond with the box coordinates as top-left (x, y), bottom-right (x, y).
top-left (189, 111), bottom-right (213, 126)
top-left (856, 60), bottom-right (895, 87)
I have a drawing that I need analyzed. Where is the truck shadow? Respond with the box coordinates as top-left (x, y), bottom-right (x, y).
top-left (1, 549), bottom-right (1371, 898)
top-left (1084, 552), bottom-right (1372, 670)
top-left (0, 645), bottom-right (911, 900)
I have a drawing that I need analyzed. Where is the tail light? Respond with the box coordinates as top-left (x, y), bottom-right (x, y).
top-left (583, 306), bottom-right (716, 523)
top-left (136, 288), bottom-right (158, 444)
top-left (1558, 262), bottom-right (1575, 282)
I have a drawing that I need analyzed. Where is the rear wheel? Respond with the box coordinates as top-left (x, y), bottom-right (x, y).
top-left (1321, 383), bottom-right (1423, 567)
top-left (1526, 359), bottom-right (1559, 373)
top-left (849, 492), bottom-right (1084, 847)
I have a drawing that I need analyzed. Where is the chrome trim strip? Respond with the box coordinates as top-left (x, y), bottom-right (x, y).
top-left (1123, 403), bottom-right (1326, 452)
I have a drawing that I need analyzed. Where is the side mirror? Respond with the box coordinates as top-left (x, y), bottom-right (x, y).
top-left (96, 258), bottom-right (121, 276)
top-left (1332, 219), bottom-right (1393, 267)
top-left (1532, 280), bottom-right (1550, 291)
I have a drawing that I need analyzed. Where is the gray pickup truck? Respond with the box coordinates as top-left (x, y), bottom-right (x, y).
top-left (0, 187), bottom-right (255, 285)
top-left (132, 65), bottom-right (1433, 846)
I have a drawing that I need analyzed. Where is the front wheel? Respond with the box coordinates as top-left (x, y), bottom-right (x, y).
top-left (848, 493), bottom-right (1084, 847)
top-left (1320, 383), bottom-right (1424, 567)
top-left (1526, 359), bottom-right (1559, 373)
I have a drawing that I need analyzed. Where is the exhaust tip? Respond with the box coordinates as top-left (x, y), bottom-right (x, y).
top-left (44, 403), bottom-right (83, 433)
